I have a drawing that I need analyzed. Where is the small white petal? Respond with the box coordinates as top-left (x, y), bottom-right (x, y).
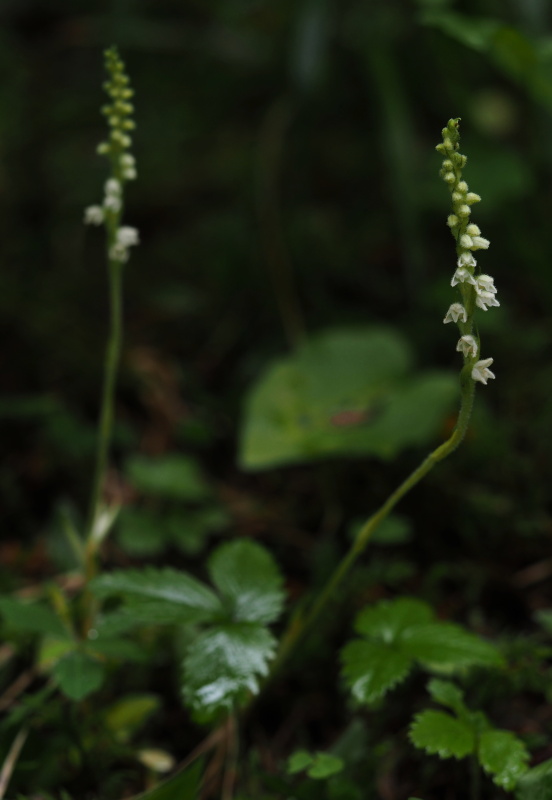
top-left (84, 205), bottom-right (104, 225)
top-left (451, 266), bottom-right (476, 287)
top-left (470, 235), bottom-right (490, 250)
top-left (457, 252), bottom-right (477, 268)
top-left (105, 178), bottom-right (122, 197)
top-left (443, 303), bottom-right (468, 324)
top-left (116, 226), bottom-right (139, 247)
top-left (476, 274), bottom-right (496, 293)
top-left (460, 234), bottom-right (473, 248)
top-left (456, 335), bottom-right (478, 358)
top-left (466, 223), bottom-right (481, 236)
top-left (472, 358), bottom-right (495, 385)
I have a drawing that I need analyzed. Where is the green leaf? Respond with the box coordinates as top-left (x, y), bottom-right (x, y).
top-left (340, 640), bottom-right (413, 704)
top-left (133, 758), bottom-right (203, 800)
top-left (401, 622), bottom-right (505, 669)
top-left (183, 622), bottom-right (277, 718)
top-left (420, 10), bottom-right (501, 52)
top-left (88, 637), bottom-right (146, 662)
top-left (308, 752), bottom-right (344, 779)
top-left (51, 650), bottom-right (105, 701)
top-left (104, 694), bottom-right (161, 743)
top-left (409, 710), bottom-right (476, 759)
top-left (239, 326), bottom-right (456, 470)
top-left (427, 679), bottom-right (467, 716)
top-left (354, 597), bottom-right (433, 642)
top-left (287, 750), bottom-right (314, 774)
top-left (0, 597), bottom-right (69, 638)
top-left (117, 508), bottom-right (167, 557)
top-left (515, 758), bottom-right (552, 800)
top-left (478, 730), bottom-right (529, 790)
top-left (90, 568), bottom-right (222, 623)
top-left (208, 539), bottom-right (285, 624)
top-left (126, 454), bottom-right (210, 501)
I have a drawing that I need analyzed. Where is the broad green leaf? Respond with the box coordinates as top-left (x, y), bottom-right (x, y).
top-left (308, 752), bottom-right (344, 779)
top-left (132, 758), bottom-right (203, 800)
top-left (479, 730), bottom-right (529, 790)
top-left (515, 758), bottom-right (552, 800)
top-left (51, 650), bottom-right (105, 701)
top-left (183, 622), bottom-right (277, 717)
top-left (401, 622), bottom-right (504, 669)
top-left (0, 597), bottom-right (69, 638)
top-left (126, 454), bottom-right (210, 501)
top-left (90, 568), bottom-right (222, 623)
top-left (208, 539), bottom-right (285, 624)
top-left (354, 597), bottom-right (433, 643)
top-left (287, 750), bottom-right (314, 774)
top-left (239, 327), bottom-right (456, 470)
top-left (409, 710), bottom-right (475, 759)
top-left (427, 679), bottom-right (467, 716)
top-left (340, 640), bottom-right (413, 704)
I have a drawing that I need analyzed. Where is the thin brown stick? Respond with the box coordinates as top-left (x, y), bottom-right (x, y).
top-left (0, 727), bottom-right (29, 799)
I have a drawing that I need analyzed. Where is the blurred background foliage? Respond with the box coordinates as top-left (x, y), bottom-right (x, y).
top-left (1, 0), bottom-right (552, 596)
top-left (2, 0), bottom-right (552, 795)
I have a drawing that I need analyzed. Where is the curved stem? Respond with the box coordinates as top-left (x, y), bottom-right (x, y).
top-left (272, 372), bottom-right (476, 672)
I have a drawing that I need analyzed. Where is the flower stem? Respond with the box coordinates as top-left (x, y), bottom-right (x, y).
top-left (85, 257), bottom-right (123, 582)
top-left (272, 372), bottom-right (476, 672)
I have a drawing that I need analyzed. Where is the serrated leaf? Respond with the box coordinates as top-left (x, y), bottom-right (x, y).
top-left (208, 539), bottom-right (285, 624)
top-left (308, 752), bottom-right (344, 779)
top-left (427, 679), bottom-right (467, 716)
top-left (515, 758), bottom-right (552, 800)
top-left (340, 640), bottom-right (413, 704)
top-left (401, 622), bottom-right (504, 668)
top-left (479, 730), bottom-right (529, 790)
top-left (90, 568), bottom-right (222, 623)
top-left (287, 750), bottom-right (314, 774)
top-left (183, 622), bottom-right (276, 717)
top-left (126, 454), bottom-right (210, 501)
top-left (354, 597), bottom-right (433, 643)
top-left (409, 710), bottom-right (476, 759)
top-left (0, 597), bottom-right (69, 638)
top-left (239, 326), bottom-right (456, 470)
top-left (132, 758), bottom-right (203, 800)
top-left (51, 650), bottom-right (105, 701)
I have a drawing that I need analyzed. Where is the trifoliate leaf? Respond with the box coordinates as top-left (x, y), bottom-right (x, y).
top-left (401, 622), bottom-right (504, 668)
top-left (0, 597), bottom-right (69, 638)
top-left (479, 730), bottom-right (529, 790)
top-left (409, 710), bottom-right (476, 759)
top-left (354, 597), bottom-right (433, 642)
top-left (208, 539), bottom-right (285, 624)
top-left (183, 622), bottom-right (277, 718)
top-left (341, 640), bottom-right (413, 704)
top-left (90, 567), bottom-right (222, 624)
top-left (51, 650), bottom-right (105, 701)
top-left (515, 758), bottom-right (552, 800)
